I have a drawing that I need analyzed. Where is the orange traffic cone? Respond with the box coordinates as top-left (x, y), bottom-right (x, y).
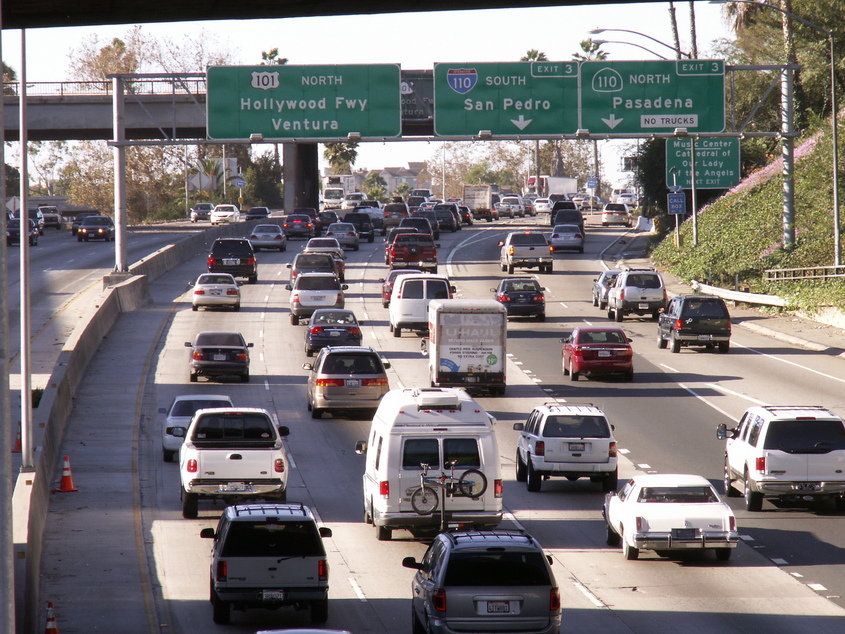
top-left (12, 426), bottom-right (21, 453)
top-left (45, 601), bottom-right (60, 634)
top-left (55, 456), bottom-right (78, 492)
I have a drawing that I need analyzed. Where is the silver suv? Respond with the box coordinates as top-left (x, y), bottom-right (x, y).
top-left (403, 529), bottom-right (561, 634)
top-left (514, 403), bottom-right (618, 492)
top-left (718, 406), bottom-right (845, 511)
top-left (200, 503), bottom-right (332, 625)
top-left (606, 266), bottom-right (667, 321)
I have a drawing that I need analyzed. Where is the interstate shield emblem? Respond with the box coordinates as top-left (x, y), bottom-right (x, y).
top-left (447, 68), bottom-right (477, 95)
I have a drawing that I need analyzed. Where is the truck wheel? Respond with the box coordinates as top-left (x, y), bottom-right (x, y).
top-left (487, 217), bottom-right (493, 223)
top-left (614, 308), bottom-right (624, 322)
top-left (507, 264), bottom-right (514, 274)
top-left (181, 489), bottom-right (198, 519)
top-left (500, 263), bottom-right (506, 272)
top-left (657, 333), bottom-right (668, 349)
top-left (515, 451), bottom-right (527, 482)
top-left (602, 469), bottom-right (618, 492)
top-left (622, 530), bottom-right (639, 560)
top-left (241, 372), bottom-right (250, 383)
top-left (744, 472), bottom-right (763, 511)
top-left (311, 407), bottom-right (323, 419)
top-left (606, 523), bottom-right (621, 547)
top-left (211, 590), bottom-right (230, 624)
top-left (526, 460), bottom-right (542, 492)
top-left (723, 460), bottom-right (740, 497)
top-left (376, 525), bottom-right (392, 541)
top-left (189, 372), bottom-right (198, 383)
top-left (718, 341), bottom-right (730, 353)
top-left (310, 598), bottom-right (329, 624)
top-left (290, 314), bottom-right (299, 325)
top-left (162, 448), bottom-right (175, 463)
top-left (393, 326), bottom-right (401, 338)
top-left (670, 334), bottom-right (681, 353)
top-left (607, 308), bottom-right (615, 320)
top-left (715, 548), bottom-right (732, 561)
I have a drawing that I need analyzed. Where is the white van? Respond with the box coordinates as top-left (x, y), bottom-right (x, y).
top-left (355, 387), bottom-right (503, 541)
top-left (388, 273), bottom-right (455, 337)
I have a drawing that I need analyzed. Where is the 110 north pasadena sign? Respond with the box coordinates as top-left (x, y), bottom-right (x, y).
top-left (206, 65), bottom-right (401, 140)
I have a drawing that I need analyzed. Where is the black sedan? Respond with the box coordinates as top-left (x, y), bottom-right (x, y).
top-left (304, 309), bottom-right (363, 356)
top-left (282, 214), bottom-right (316, 239)
top-left (6, 218), bottom-right (39, 246)
top-left (185, 331), bottom-right (253, 383)
top-left (492, 276), bottom-right (546, 320)
top-left (76, 216), bottom-right (115, 242)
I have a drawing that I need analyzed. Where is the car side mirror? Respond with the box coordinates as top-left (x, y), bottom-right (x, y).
top-left (435, 243), bottom-right (441, 248)
top-left (355, 440), bottom-right (367, 454)
top-left (450, 285), bottom-right (457, 293)
top-left (378, 278), bottom-right (385, 283)
top-left (342, 284), bottom-right (349, 290)
top-left (285, 285), bottom-right (292, 291)
top-left (513, 422), bottom-right (525, 431)
top-left (319, 526), bottom-right (332, 538)
top-left (627, 337), bottom-right (633, 343)
top-left (247, 343), bottom-right (254, 348)
top-left (716, 423), bottom-right (735, 440)
top-left (200, 528), bottom-right (215, 539)
top-left (302, 363), bottom-right (313, 371)
top-left (547, 554), bottom-right (554, 566)
top-left (490, 288), bottom-right (497, 292)
top-left (184, 342), bottom-right (192, 348)
top-left (382, 360), bottom-right (391, 369)
top-left (402, 556), bottom-right (422, 570)
top-left (497, 241), bottom-right (504, 247)
top-left (286, 263), bottom-right (292, 268)
top-left (166, 426), bottom-right (186, 438)
top-left (277, 425), bottom-right (290, 437)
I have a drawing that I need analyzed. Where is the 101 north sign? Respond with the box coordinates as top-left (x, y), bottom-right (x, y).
top-left (207, 64), bottom-right (401, 140)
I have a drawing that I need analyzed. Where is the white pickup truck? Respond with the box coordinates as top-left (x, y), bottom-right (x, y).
top-left (179, 407), bottom-right (290, 518)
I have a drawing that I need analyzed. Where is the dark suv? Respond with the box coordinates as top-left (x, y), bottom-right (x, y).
top-left (433, 203), bottom-right (461, 232)
top-left (207, 238), bottom-right (258, 284)
top-left (658, 294), bottom-right (731, 353)
top-left (200, 503), bottom-right (332, 625)
top-left (341, 212), bottom-right (375, 242)
top-left (403, 530), bottom-right (561, 634)
top-left (550, 202), bottom-right (584, 231)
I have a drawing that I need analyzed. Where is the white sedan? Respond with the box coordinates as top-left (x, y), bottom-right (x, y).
top-left (534, 198), bottom-right (552, 214)
top-left (603, 473), bottom-right (739, 561)
top-left (210, 204), bottom-right (240, 224)
top-left (190, 273), bottom-right (241, 311)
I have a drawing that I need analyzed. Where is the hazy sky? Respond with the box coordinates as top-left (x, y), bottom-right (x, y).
top-left (2, 2), bottom-right (734, 186)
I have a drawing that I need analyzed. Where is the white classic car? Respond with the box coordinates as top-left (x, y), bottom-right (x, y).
top-left (603, 473), bottom-right (739, 561)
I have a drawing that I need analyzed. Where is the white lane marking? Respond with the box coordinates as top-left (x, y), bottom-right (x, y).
top-left (583, 320), bottom-right (594, 326)
top-left (677, 383), bottom-right (734, 419)
top-left (523, 369), bottom-right (533, 374)
top-left (706, 383), bottom-right (769, 406)
top-left (543, 388), bottom-right (555, 394)
top-left (260, 352), bottom-right (265, 361)
top-left (559, 302), bottom-right (568, 308)
top-left (790, 572), bottom-right (804, 578)
top-left (732, 340), bottom-right (845, 384)
top-left (264, 379), bottom-right (270, 391)
top-left (808, 583), bottom-right (828, 592)
top-left (659, 363), bottom-right (680, 373)
top-left (771, 558), bottom-right (788, 565)
top-left (513, 361), bottom-right (523, 366)
top-left (618, 448), bottom-right (630, 455)
top-left (288, 454), bottom-right (297, 469)
top-left (264, 295), bottom-right (270, 302)
top-left (740, 534), bottom-right (755, 541)
top-left (348, 577), bottom-right (367, 602)
top-left (260, 329), bottom-right (265, 338)
top-left (638, 464), bottom-right (651, 469)
top-left (571, 577), bottom-right (606, 608)
top-left (507, 353), bottom-right (515, 358)
top-left (532, 377), bottom-right (543, 383)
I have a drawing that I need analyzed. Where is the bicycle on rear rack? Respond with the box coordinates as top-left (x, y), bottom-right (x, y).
top-left (410, 460), bottom-right (488, 516)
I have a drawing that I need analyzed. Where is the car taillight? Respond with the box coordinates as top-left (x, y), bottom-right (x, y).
top-left (216, 560), bottom-right (227, 582)
top-left (315, 378), bottom-right (345, 387)
top-left (532, 294), bottom-right (544, 301)
top-left (292, 293), bottom-right (300, 304)
top-left (549, 587), bottom-right (560, 611)
top-left (207, 256), bottom-right (216, 266)
top-left (226, 289), bottom-right (238, 296)
top-left (235, 353), bottom-right (248, 361)
top-left (494, 479), bottom-right (503, 498)
top-left (549, 246), bottom-right (554, 254)
top-left (310, 326), bottom-right (325, 334)
top-left (347, 232), bottom-right (355, 236)
top-left (551, 233), bottom-right (559, 238)
top-left (755, 456), bottom-right (766, 472)
top-left (675, 319), bottom-right (684, 330)
top-left (194, 289), bottom-right (206, 295)
top-left (307, 223), bottom-right (314, 227)
top-left (246, 257), bottom-right (256, 265)
top-left (729, 515), bottom-right (736, 531)
top-left (574, 233), bottom-right (582, 239)
top-left (535, 441), bottom-right (545, 456)
top-left (362, 378), bottom-right (388, 386)
top-left (283, 223), bottom-right (290, 228)
top-left (347, 327), bottom-right (361, 335)
top-left (318, 559), bottom-right (328, 582)
top-left (619, 289), bottom-right (625, 300)
top-left (192, 351), bottom-right (204, 360)
top-left (571, 346), bottom-right (583, 356)
top-left (274, 458), bottom-right (285, 473)
top-left (379, 481), bottom-right (390, 497)
top-left (609, 441), bottom-right (617, 457)
top-left (187, 459), bottom-right (197, 473)
top-left (497, 294), bottom-right (511, 302)
top-left (636, 516), bottom-right (644, 531)
top-left (250, 234), bottom-right (258, 239)
top-left (433, 589), bottom-right (447, 612)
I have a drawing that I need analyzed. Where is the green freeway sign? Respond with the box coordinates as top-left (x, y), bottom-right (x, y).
top-left (433, 62), bottom-right (579, 136)
top-left (580, 60), bottom-right (725, 134)
top-left (207, 65), bottom-right (401, 140)
top-left (666, 138), bottom-right (741, 189)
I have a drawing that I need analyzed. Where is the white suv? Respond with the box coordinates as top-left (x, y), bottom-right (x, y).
top-left (718, 406), bottom-right (845, 511)
top-left (513, 403), bottom-right (618, 492)
top-left (606, 267), bottom-right (667, 321)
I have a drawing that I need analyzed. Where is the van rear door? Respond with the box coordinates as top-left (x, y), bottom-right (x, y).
top-left (763, 419), bottom-right (845, 482)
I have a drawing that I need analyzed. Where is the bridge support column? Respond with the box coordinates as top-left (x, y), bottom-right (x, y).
top-left (112, 76), bottom-right (128, 272)
top-left (282, 143), bottom-right (320, 211)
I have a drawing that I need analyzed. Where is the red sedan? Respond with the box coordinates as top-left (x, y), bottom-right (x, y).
top-left (562, 326), bottom-right (633, 381)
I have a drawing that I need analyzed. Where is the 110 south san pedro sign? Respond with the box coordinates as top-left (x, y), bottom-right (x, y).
top-left (206, 65), bottom-right (401, 140)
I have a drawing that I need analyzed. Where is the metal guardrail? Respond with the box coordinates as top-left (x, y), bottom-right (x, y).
top-left (3, 79), bottom-right (208, 97)
top-left (764, 265), bottom-right (845, 281)
top-left (691, 280), bottom-right (787, 307)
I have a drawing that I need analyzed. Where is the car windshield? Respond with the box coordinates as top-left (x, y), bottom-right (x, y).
top-left (763, 420), bottom-right (845, 453)
top-left (313, 311), bottom-right (356, 325)
top-left (198, 275), bottom-right (236, 285)
top-left (170, 399), bottom-right (230, 417)
top-left (681, 299), bottom-right (729, 318)
top-left (195, 333), bottom-right (245, 347)
top-left (542, 415), bottom-right (611, 438)
top-left (253, 225), bottom-right (280, 233)
top-left (287, 215), bottom-right (310, 222)
top-left (384, 203), bottom-right (407, 213)
top-left (510, 234), bottom-right (547, 246)
top-left (395, 235), bottom-right (433, 246)
top-left (328, 224), bottom-right (354, 232)
top-left (297, 276), bottom-right (340, 291)
top-left (636, 486), bottom-right (719, 504)
top-left (308, 239), bottom-right (338, 248)
top-left (84, 217), bottom-right (111, 226)
top-left (625, 274), bottom-right (661, 289)
top-left (554, 225), bottom-right (580, 233)
top-left (296, 255), bottom-right (333, 267)
top-left (576, 330), bottom-right (627, 345)
top-left (321, 353), bottom-right (382, 374)
top-left (606, 204), bottom-right (627, 212)
top-left (502, 280), bottom-right (540, 293)
top-left (220, 521), bottom-right (324, 557)
top-left (444, 552), bottom-right (551, 586)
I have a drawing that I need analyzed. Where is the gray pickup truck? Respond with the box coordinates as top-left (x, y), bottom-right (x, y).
top-left (499, 231), bottom-right (553, 274)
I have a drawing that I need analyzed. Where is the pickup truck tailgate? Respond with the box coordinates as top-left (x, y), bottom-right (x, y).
top-left (198, 449), bottom-right (278, 480)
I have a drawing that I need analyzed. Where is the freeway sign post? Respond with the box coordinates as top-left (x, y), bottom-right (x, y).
top-left (433, 62), bottom-right (579, 136)
top-left (579, 60), bottom-right (725, 134)
top-left (666, 137), bottom-right (740, 189)
top-left (207, 64), bottom-right (401, 140)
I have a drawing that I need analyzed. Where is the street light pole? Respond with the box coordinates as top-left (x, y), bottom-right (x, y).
top-left (589, 28), bottom-right (691, 58)
top-left (591, 40), bottom-right (669, 60)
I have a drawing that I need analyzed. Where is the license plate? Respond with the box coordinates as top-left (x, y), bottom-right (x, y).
top-left (638, 303), bottom-right (649, 309)
top-left (698, 334), bottom-right (713, 341)
top-left (329, 330), bottom-right (341, 336)
top-left (465, 376), bottom-right (478, 383)
top-left (310, 295), bottom-right (325, 301)
top-left (223, 258), bottom-right (239, 265)
top-left (213, 354), bottom-right (227, 361)
top-left (569, 442), bottom-right (585, 451)
top-left (219, 482), bottom-right (246, 492)
top-left (796, 482), bottom-right (820, 491)
top-left (262, 590), bottom-right (285, 602)
top-left (345, 379), bottom-right (360, 387)
top-left (486, 601), bottom-right (510, 614)
top-left (598, 350), bottom-right (612, 357)
top-left (210, 289), bottom-right (221, 296)
top-left (671, 528), bottom-right (696, 540)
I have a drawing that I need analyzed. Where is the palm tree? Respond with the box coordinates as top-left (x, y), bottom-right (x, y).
top-left (323, 142), bottom-right (358, 174)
